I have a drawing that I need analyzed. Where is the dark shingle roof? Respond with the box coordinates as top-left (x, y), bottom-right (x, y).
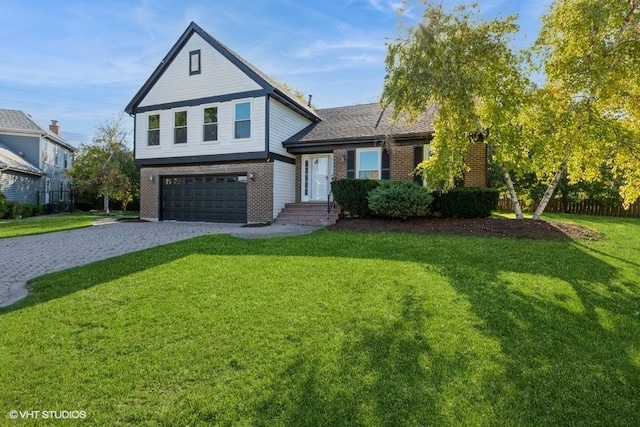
top-left (0, 109), bottom-right (75, 151)
top-left (284, 103), bottom-right (436, 147)
top-left (0, 109), bottom-right (43, 133)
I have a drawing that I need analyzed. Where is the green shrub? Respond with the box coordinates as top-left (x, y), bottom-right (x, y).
top-left (367, 181), bottom-right (433, 219)
top-left (434, 187), bottom-right (499, 218)
top-left (331, 179), bottom-right (380, 217)
top-left (21, 204), bottom-right (43, 218)
top-left (0, 192), bottom-right (7, 219)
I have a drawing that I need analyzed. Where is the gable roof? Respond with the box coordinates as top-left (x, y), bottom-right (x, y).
top-left (0, 109), bottom-right (75, 151)
top-left (0, 142), bottom-right (44, 176)
top-left (283, 103), bottom-right (437, 150)
top-left (125, 22), bottom-right (319, 122)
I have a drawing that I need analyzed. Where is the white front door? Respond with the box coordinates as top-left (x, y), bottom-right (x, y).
top-left (302, 155), bottom-right (333, 201)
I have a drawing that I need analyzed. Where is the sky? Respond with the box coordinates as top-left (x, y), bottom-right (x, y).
top-left (0, 0), bottom-right (550, 147)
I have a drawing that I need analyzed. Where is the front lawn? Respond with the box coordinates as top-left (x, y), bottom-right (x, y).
top-left (0, 213), bottom-right (96, 239)
top-left (1, 215), bottom-right (638, 425)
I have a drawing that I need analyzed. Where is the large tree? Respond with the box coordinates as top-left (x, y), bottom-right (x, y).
top-left (382, 0), bottom-right (640, 220)
top-left (381, 2), bottom-right (532, 218)
top-left (532, 0), bottom-right (640, 217)
top-left (66, 115), bottom-right (139, 213)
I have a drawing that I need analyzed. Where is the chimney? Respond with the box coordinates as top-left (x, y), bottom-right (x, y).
top-left (49, 120), bottom-right (59, 135)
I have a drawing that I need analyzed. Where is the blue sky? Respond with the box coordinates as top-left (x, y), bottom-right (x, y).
top-left (0, 0), bottom-right (550, 147)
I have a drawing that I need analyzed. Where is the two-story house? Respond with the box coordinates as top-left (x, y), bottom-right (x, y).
top-left (0, 109), bottom-right (74, 206)
top-left (126, 22), bottom-right (486, 224)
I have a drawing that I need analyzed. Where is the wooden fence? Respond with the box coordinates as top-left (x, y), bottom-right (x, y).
top-left (496, 198), bottom-right (640, 219)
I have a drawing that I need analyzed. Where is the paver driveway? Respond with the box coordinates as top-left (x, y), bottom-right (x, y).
top-left (0, 220), bottom-right (319, 307)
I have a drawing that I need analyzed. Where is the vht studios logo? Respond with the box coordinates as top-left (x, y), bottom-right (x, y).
top-left (9, 410), bottom-right (87, 419)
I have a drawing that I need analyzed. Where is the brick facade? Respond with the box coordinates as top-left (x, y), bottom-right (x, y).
top-left (139, 161), bottom-right (274, 223)
top-left (389, 145), bottom-right (415, 181)
top-left (464, 142), bottom-right (487, 187)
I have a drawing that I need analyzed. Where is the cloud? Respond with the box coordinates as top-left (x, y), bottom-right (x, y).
top-left (291, 38), bottom-right (386, 59)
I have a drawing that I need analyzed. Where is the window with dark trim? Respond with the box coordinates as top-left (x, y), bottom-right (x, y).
top-left (234, 102), bottom-right (251, 139)
top-left (148, 114), bottom-right (160, 146)
top-left (189, 50), bottom-right (201, 75)
top-left (174, 111), bottom-right (187, 144)
top-left (203, 107), bottom-right (218, 141)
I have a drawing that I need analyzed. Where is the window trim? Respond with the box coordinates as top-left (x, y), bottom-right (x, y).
top-left (147, 113), bottom-right (160, 146)
top-left (189, 50), bottom-right (201, 75)
top-left (202, 105), bottom-right (219, 143)
top-left (173, 110), bottom-right (188, 144)
top-left (234, 101), bottom-right (252, 140)
top-left (356, 148), bottom-right (381, 180)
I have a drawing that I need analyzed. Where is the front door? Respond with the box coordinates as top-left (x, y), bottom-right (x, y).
top-left (302, 155), bottom-right (333, 201)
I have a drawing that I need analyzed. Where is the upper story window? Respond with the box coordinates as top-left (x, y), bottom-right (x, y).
top-left (148, 114), bottom-right (160, 146)
top-left (203, 107), bottom-right (218, 142)
top-left (189, 50), bottom-right (201, 75)
top-left (234, 102), bottom-right (251, 139)
top-left (54, 145), bottom-right (60, 167)
top-left (174, 111), bottom-right (188, 144)
top-left (42, 140), bottom-right (50, 164)
top-left (64, 151), bottom-right (69, 169)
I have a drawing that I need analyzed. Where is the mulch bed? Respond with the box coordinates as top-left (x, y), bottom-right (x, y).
top-left (327, 217), bottom-right (601, 241)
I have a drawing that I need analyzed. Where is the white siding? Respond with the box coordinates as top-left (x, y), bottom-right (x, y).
top-left (269, 98), bottom-right (312, 157)
top-left (273, 160), bottom-right (295, 218)
top-left (139, 34), bottom-right (263, 108)
top-left (136, 97), bottom-right (266, 160)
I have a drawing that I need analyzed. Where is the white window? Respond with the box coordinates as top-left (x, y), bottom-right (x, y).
top-left (54, 145), bottom-right (60, 167)
top-left (357, 148), bottom-right (381, 179)
top-left (190, 50), bottom-right (201, 75)
top-left (64, 151), bottom-right (69, 169)
top-left (234, 102), bottom-right (251, 139)
top-left (148, 114), bottom-right (160, 146)
top-left (203, 106), bottom-right (218, 142)
top-left (174, 111), bottom-right (187, 144)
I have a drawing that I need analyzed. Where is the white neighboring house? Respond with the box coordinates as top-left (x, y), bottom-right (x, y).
top-left (0, 109), bottom-right (74, 206)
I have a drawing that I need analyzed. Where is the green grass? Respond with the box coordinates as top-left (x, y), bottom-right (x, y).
top-left (0, 213), bottom-right (95, 238)
top-left (1, 215), bottom-right (639, 426)
top-left (0, 212), bottom-right (139, 239)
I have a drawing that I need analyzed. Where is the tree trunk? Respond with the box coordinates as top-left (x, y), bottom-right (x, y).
top-left (103, 192), bottom-right (110, 214)
top-left (533, 161), bottom-right (568, 220)
top-left (502, 167), bottom-right (523, 219)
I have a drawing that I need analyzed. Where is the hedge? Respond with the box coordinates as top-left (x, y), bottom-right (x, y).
top-left (331, 179), bottom-right (380, 217)
top-left (367, 181), bottom-right (433, 219)
top-left (432, 187), bottom-right (499, 218)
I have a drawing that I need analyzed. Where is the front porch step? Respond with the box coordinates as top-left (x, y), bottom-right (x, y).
top-left (275, 202), bottom-right (340, 226)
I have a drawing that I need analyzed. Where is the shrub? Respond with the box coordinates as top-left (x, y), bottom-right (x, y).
top-left (331, 179), bottom-right (380, 217)
top-left (434, 187), bottom-right (499, 218)
top-left (367, 181), bottom-right (433, 219)
top-left (0, 192), bottom-right (7, 219)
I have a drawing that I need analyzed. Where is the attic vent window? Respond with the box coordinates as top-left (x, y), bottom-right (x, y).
top-left (189, 50), bottom-right (201, 75)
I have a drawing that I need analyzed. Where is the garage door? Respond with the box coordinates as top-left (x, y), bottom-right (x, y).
top-left (161, 175), bottom-right (247, 223)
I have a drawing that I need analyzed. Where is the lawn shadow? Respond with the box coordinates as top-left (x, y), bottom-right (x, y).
top-left (2, 228), bottom-right (638, 425)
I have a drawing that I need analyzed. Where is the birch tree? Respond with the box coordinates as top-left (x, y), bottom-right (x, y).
top-left (532, 0), bottom-right (640, 218)
top-left (381, 2), bottom-right (532, 219)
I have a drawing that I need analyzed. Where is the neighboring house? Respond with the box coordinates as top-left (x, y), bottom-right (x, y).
top-left (0, 109), bottom-right (75, 205)
top-left (126, 22), bottom-right (486, 224)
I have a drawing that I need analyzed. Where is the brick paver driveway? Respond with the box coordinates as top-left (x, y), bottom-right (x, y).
top-left (0, 220), bottom-right (319, 307)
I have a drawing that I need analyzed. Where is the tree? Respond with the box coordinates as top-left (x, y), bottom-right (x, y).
top-left (531, 0), bottom-right (640, 217)
top-left (382, 0), bottom-right (640, 220)
top-left (66, 115), bottom-right (139, 213)
top-left (381, 2), bottom-right (531, 218)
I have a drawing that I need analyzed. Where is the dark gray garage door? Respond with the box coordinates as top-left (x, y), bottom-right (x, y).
top-left (161, 175), bottom-right (247, 223)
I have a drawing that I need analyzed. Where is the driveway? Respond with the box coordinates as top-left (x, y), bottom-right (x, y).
top-left (0, 220), bottom-right (320, 307)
